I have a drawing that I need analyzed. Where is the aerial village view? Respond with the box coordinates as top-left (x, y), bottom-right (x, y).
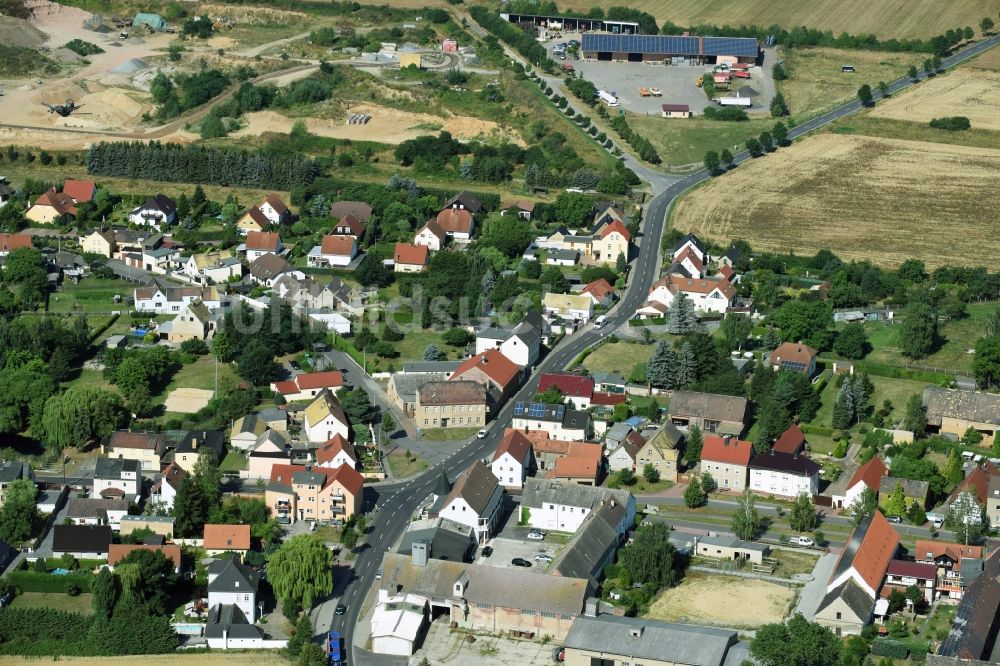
top-left (0, 0), bottom-right (998, 664)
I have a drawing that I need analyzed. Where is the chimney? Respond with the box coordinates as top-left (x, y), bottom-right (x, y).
top-left (584, 597), bottom-right (599, 617)
top-left (412, 540), bottom-right (429, 567)
top-left (723, 435), bottom-right (731, 446)
top-left (630, 626), bottom-right (644, 638)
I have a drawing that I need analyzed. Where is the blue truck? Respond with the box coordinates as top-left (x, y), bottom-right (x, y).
top-left (326, 630), bottom-right (343, 666)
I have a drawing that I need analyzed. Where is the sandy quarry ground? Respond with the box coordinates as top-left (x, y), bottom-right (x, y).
top-left (163, 387), bottom-right (214, 414)
top-left (647, 572), bottom-right (795, 628)
top-left (869, 69), bottom-right (1000, 131)
top-left (233, 103), bottom-right (524, 145)
top-left (0, 1), bottom-right (176, 135)
top-left (670, 132), bottom-right (1000, 269)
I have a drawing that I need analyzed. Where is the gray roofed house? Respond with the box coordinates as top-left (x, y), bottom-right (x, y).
top-left (208, 555), bottom-right (260, 593)
top-left (204, 603), bottom-right (264, 641)
top-left (52, 525), bottom-right (112, 557)
top-left (548, 248), bottom-right (579, 264)
top-left (95, 457), bottom-right (140, 478)
top-left (606, 422), bottom-right (634, 447)
top-left (401, 360), bottom-right (464, 375)
top-left (388, 372), bottom-right (448, 413)
top-left (924, 386), bottom-right (1000, 426)
top-left (476, 326), bottom-right (509, 341)
top-left (0, 461), bottom-right (32, 485)
top-left (65, 497), bottom-right (128, 524)
top-left (668, 390), bottom-right (748, 436)
top-left (563, 614), bottom-right (745, 666)
top-left (591, 371), bottom-right (626, 391)
top-left (553, 500), bottom-right (624, 590)
top-left (879, 476), bottom-right (930, 503)
top-left (434, 461), bottom-right (504, 543)
top-left (938, 548), bottom-right (1000, 660)
top-left (522, 478), bottom-right (632, 515)
top-left (395, 517), bottom-right (474, 562)
top-left (815, 577), bottom-right (876, 633)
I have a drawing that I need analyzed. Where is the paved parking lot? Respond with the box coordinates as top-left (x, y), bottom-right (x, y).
top-left (542, 33), bottom-right (775, 116)
top-left (476, 536), bottom-right (561, 572)
top-left (411, 617), bottom-right (559, 666)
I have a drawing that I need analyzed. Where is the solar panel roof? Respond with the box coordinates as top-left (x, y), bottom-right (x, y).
top-left (581, 33), bottom-right (758, 58)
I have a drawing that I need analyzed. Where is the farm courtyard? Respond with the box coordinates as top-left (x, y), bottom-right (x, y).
top-left (669, 132), bottom-right (1000, 268)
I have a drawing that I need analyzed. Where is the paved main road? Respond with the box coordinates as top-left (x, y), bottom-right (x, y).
top-left (329, 33), bottom-right (1000, 664)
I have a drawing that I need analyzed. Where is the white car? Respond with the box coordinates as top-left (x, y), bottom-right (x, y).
top-left (534, 553), bottom-right (553, 563)
top-left (527, 530), bottom-right (545, 541)
top-left (476, 427), bottom-right (490, 439)
top-left (790, 536), bottom-right (814, 547)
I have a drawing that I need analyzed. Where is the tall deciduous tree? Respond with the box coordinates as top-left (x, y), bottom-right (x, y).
top-left (850, 486), bottom-right (879, 525)
top-left (92, 567), bottom-right (121, 619)
top-left (618, 523), bottom-right (677, 590)
top-left (268, 534), bottom-right (335, 610)
top-left (720, 313), bottom-right (752, 351)
top-left (41, 385), bottom-right (128, 450)
top-left (900, 303), bottom-right (937, 358)
top-left (857, 84), bottom-right (873, 106)
top-left (731, 488), bottom-right (761, 540)
top-left (789, 492), bottom-right (818, 532)
top-left (750, 613), bottom-right (841, 666)
top-left (972, 335), bottom-right (1000, 387)
top-left (0, 478), bottom-right (38, 543)
top-left (704, 151), bottom-right (720, 174)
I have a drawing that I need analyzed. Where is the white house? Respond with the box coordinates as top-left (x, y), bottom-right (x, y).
top-left (128, 194), bottom-right (177, 230)
top-left (414, 220), bottom-right (446, 252)
top-left (134, 282), bottom-right (227, 314)
top-left (673, 234), bottom-right (707, 263)
top-left (66, 497), bottom-right (129, 529)
top-left (433, 461), bottom-right (504, 543)
top-left (151, 463), bottom-right (185, 510)
top-left (644, 274), bottom-right (734, 315)
top-left (183, 251), bottom-right (242, 284)
top-left (542, 292), bottom-right (594, 324)
top-left (371, 593), bottom-right (427, 656)
top-left (205, 556), bottom-right (272, 649)
top-left (270, 370), bottom-right (345, 402)
top-left (314, 434), bottom-right (357, 470)
top-left (831, 457), bottom-right (888, 509)
top-left (748, 451), bottom-right (822, 499)
top-left (308, 235), bottom-right (357, 268)
top-left (93, 458), bottom-right (141, 499)
top-left (491, 429), bottom-right (533, 489)
top-left (244, 231), bottom-right (282, 262)
top-left (521, 478), bottom-right (635, 534)
top-left (475, 320), bottom-right (542, 368)
top-left (303, 390), bottom-right (350, 442)
top-left (306, 311), bottom-right (352, 335)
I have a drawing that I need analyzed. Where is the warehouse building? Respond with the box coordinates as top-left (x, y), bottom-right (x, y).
top-left (581, 33), bottom-right (759, 65)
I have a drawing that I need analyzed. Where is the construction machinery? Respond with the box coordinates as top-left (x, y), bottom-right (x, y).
top-left (42, 99), bottom-right (85, 117)
top-left (638, 87), bottom-right (651, 97)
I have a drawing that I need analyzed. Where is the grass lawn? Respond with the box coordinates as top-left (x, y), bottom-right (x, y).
top-left (770, 549), bottom-right (820, 577)
top-left (583, 341), bottom-right (652, 374)
top-left (614, 476), bottom-right (675, 495)
top-left (917, 604), bottom-right (957, 642)
top-left (862, 301), bottom-right (998, 374)
top-left (385, 448), bottom-right (429, 479)
top-left (806, 432), bottom-right (838, 456)
top-left (49, 278), bottom-right (133, 314)
top-left (811, 372), bottom-right (926, 429)
top-left (780, 47), bottom-right (915, 117)
top-left (419, 427), bottom-right (478, 442)
top-left (10, 591), bottom-right (93, 614)
top-left (219, 450), bottom-right (248, 473)
top-left (629, 115), bottom-right (778, 169)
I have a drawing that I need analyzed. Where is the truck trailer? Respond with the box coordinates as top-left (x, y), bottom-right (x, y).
top-left (715, 96), bottom-right (753, 107)
top-left (597, 90), bottom-right (620, 107)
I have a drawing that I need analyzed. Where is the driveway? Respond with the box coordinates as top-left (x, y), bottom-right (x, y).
top-left (794, 551), bottom-right (838, 620)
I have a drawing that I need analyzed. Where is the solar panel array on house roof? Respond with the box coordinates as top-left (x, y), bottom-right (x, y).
top-left (581, 33), bottom-right (759, 58)
top-left (513, 401), bottom-right (566, 420)
top-left (780, 360), bottom-right (807, 373)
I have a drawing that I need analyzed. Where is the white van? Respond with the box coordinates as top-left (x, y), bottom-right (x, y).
top-left (593, 315), bottom-right (608, 329)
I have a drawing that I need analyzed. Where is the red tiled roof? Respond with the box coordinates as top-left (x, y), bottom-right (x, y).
top-left (160, 462), bottom-right (186, 492)
top-left (203, 523), bottom-right (251, 551)
top-left (886, 559), bottom-right (937, 580)
top-left (418, 219), bottom-right (446, 240)
top-left (452, 348), bottom-right (519, 390)
top-left (394, 242), bottom-right (429, 266)
top-left (718, 264), bottom-right (735, 279)
top-left (243, 206), bottom-right (269, 228)
top-left (335, 214), bottom-right (365, 237)
top-left (844, 512), bottom-right (900, 593)
top-left (494, 429), bottom-right (532, 464)
top-left (591, 392), bottom-right (627, 406)
top-left (914, 540), bottom-right (984, 570)
top-left (538, 372), bottom-right (594, 399)
top-left (269, 463), bottom-right (364, 497)
top-left (264, 194), bottom-right (289, 215)
top-left (650, 274), bottom-right (735, 298)
top-left (953, 463), bottom-right (999, 504)
top-left (294, 371), bottom-right (345, 391)
top-left (109, 543), bottom-right (181, 567)
top-left (848, 457), bottom-right (888, 492)
top-left (674, 245), bottom-right (703, 271)
top-left (273, 380), bottom-right (298, 395)
top-left (109, 431), bottom-right (164, 451)
top-left (771, 342), bottom-right (818, 369)
top-left (772, 424), bottom-right (806, 454)
top-left (246, 231), bottom-right (280, 251)
top-left (435, 208), bottom-right (473, 234)
top-left (581, 278), bottom-right (614, 302)
top-left (701, 435), bottom-right (753, 466)
top-left (34, 188), bottom-right (77, 216)
top-left (599, 219), bottom-right (631, 242)
top-left (316, 434), bottom-right (356, 465)
top-left (320, 235), bottom-right (356, 256)
top-left (0, 233), bottom-right (32, 252)
top-left (553, 453), bottom-right (600, 480)
top-left (63, 179), bottom-right (95, 203)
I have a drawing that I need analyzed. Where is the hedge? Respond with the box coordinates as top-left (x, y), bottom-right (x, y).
top-left (800, 423), bottom-right (834, 437)
top-left (870, 640), bottom-right (909, 659)
top-left (9, 571), bottom-right (94, 594)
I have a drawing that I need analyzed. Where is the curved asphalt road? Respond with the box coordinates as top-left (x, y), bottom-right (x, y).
top-left (333, 33), bottom-right (1000, 664)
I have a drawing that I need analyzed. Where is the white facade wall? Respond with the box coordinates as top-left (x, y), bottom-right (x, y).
top-left (491, 452), bottom-right (527, 489)
top-left (749, 469), bottom-right (819, 498)
top-left (304, 414), bottom-right (349, 443)
top-left (208, 590), bottom-right (256, 623)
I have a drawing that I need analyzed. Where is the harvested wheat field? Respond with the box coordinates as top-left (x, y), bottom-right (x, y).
top-left (671, 133), bottom-right (1000, 269)
top-left (969, 47), bottom-right (1000, 71)
top-left (548, 0), bottom-right (987, 39)
top-left (647, 572), bottom-right (794, 628)
top-left (0, 655), bottom-right (290, 666)
top-left (234, 105), bottom-right (524, 145)
top-left (870, 69), bottom-right (1000, 131)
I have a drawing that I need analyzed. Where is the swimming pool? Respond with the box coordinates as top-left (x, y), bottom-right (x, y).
top-left (173, 623), bottom-right (204, 636)
top-left (51, 568), bottom-right (70, 575)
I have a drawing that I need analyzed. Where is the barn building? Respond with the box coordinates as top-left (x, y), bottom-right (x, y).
top-left (581, 34), bottom-right (759, 66)
top-left (501, 13), bottom-right (639, 34)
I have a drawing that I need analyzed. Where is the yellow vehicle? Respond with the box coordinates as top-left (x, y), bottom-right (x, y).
top-left (638, 87), bottom-right (651, 97)
top-left (695, 78), bottom-right (703, 87)
top-left (650, 87), bottom-right (662, 96)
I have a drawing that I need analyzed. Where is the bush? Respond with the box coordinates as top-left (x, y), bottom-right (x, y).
top-left (929, 116), bottom-right (971, 131)
top-left (832, 440), bottom-right (849, 458)
top-left (870, 639), bottom-right (909, 659)
top-left (702, 106), bottom-right (749, 121)
top-left (65, 582), bottom-right (82, 596)
top-left (9, 571), bottom-right (93, 594)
